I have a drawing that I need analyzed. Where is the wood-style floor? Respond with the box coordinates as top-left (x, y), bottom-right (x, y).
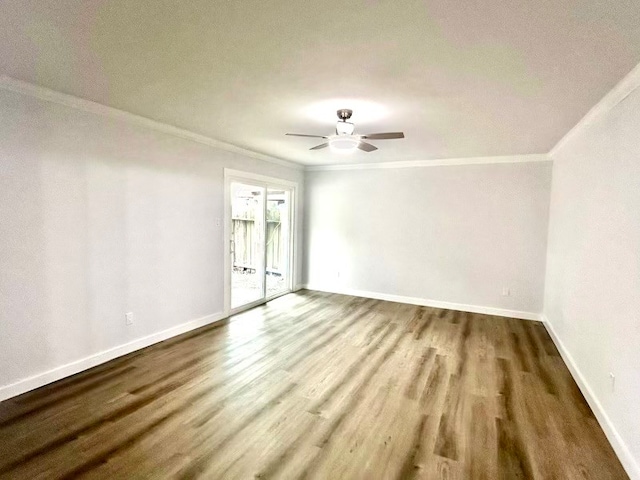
top-left (0, 291), bottom-right (628, 479)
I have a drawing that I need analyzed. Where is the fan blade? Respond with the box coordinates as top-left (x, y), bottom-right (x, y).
top-left (286, 133), bottom-right (328, 139)
top-left (310, 142), bottom-right (329, 150)
top-left (360, 132), bottom-right (404, 140)
top-left (357, 141), bottom-right (378, 152)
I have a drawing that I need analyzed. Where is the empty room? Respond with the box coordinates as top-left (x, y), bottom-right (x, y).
top-left (0, 1), bottom-right (639, 479)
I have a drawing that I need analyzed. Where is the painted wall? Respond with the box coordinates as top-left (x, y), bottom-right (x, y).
top-left (0, 87), bottom-right (304, 396)
top-left (544, 68), bottom-right (640, 477)
top-left (304, 161), bottom-right (552, 316)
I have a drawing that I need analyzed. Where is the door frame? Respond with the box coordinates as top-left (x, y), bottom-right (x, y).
top-left (223, 169), bottom-right (298, 315)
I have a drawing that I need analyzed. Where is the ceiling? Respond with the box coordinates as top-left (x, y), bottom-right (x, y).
top-left (1, 0), bottom-right (639, 166)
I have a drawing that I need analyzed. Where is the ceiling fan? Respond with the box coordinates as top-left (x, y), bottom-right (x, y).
top-left (286, 109), bottom-right (404, 152)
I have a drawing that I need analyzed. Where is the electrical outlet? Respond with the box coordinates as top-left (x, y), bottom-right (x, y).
top-left (502, 287), bottom-right (511, 296)
top-left (125, 312), bottom-right (134, 325)
top-left (609, 372), bottom-right (615, 392)
top-left (215, 217), bottom-right (221, 227)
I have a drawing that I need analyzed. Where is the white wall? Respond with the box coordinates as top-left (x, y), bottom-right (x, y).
top-left (0, 86), bottom-right (304, 397)
top-left (544, 67), bottom-right (640, 478)
top-left (304, 161), bottom-right (552, 317)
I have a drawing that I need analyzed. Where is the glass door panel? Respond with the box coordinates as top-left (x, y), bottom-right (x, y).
top-left (266, 188), bottom-right (291, 298)
top-left (231, 182), bottom-right (266, 309)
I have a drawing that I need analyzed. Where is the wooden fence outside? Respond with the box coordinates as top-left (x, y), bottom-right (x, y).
top-left (232, 219), bottom-right (284, 274)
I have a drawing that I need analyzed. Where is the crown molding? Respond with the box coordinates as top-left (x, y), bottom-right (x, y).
top-left (304, 153), bottom-right (551, 171)
top-left (550, 61), bottom-right (640, 158)
top-left (0, 75), bottom-right (303, 171)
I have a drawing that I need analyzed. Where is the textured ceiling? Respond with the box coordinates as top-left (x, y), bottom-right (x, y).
top-left (1, 0), bottom-right (639, 165)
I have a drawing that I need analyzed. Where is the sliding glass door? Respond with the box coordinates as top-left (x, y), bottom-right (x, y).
top-left (265, 188), bottom-right (291, 298)
top-left (230, 183), bottom-right (266, 309)
top-left (226, 171), bottom-right (295, 313)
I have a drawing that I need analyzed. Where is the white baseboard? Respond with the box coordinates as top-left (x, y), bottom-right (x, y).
top-left (0, 311), bottom-right (227, 402)
top-left (302, 284), bottom-right (541, 321)
top-left (542, 315), bottom-right (640, 480)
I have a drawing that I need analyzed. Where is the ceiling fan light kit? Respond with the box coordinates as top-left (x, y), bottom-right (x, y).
top-left (329, 137), bottom-right (360, 152)
top-left (286, 108), bottom-right (405, 154)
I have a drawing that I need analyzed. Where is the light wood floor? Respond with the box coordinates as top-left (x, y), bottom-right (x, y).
top-left (0, 291), bottom-right (628, 479)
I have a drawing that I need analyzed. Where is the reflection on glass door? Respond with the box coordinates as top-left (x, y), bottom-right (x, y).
top-left (231, 183), bottom-right (266, 309)
top-left (266, 189), bottom-right (291, 298)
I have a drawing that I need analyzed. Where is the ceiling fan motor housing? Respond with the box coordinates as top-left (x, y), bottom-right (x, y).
top-left (336, 109), bottom-right (355, 135)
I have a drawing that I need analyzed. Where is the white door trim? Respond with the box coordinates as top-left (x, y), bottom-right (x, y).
top-left (223, 169), bottom-right (298, 316)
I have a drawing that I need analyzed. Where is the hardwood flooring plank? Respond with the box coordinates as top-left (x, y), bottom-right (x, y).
top-left (0, 291), bottom-right (629, 480)
top-left (395, 414), bottom-right (428, 480)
